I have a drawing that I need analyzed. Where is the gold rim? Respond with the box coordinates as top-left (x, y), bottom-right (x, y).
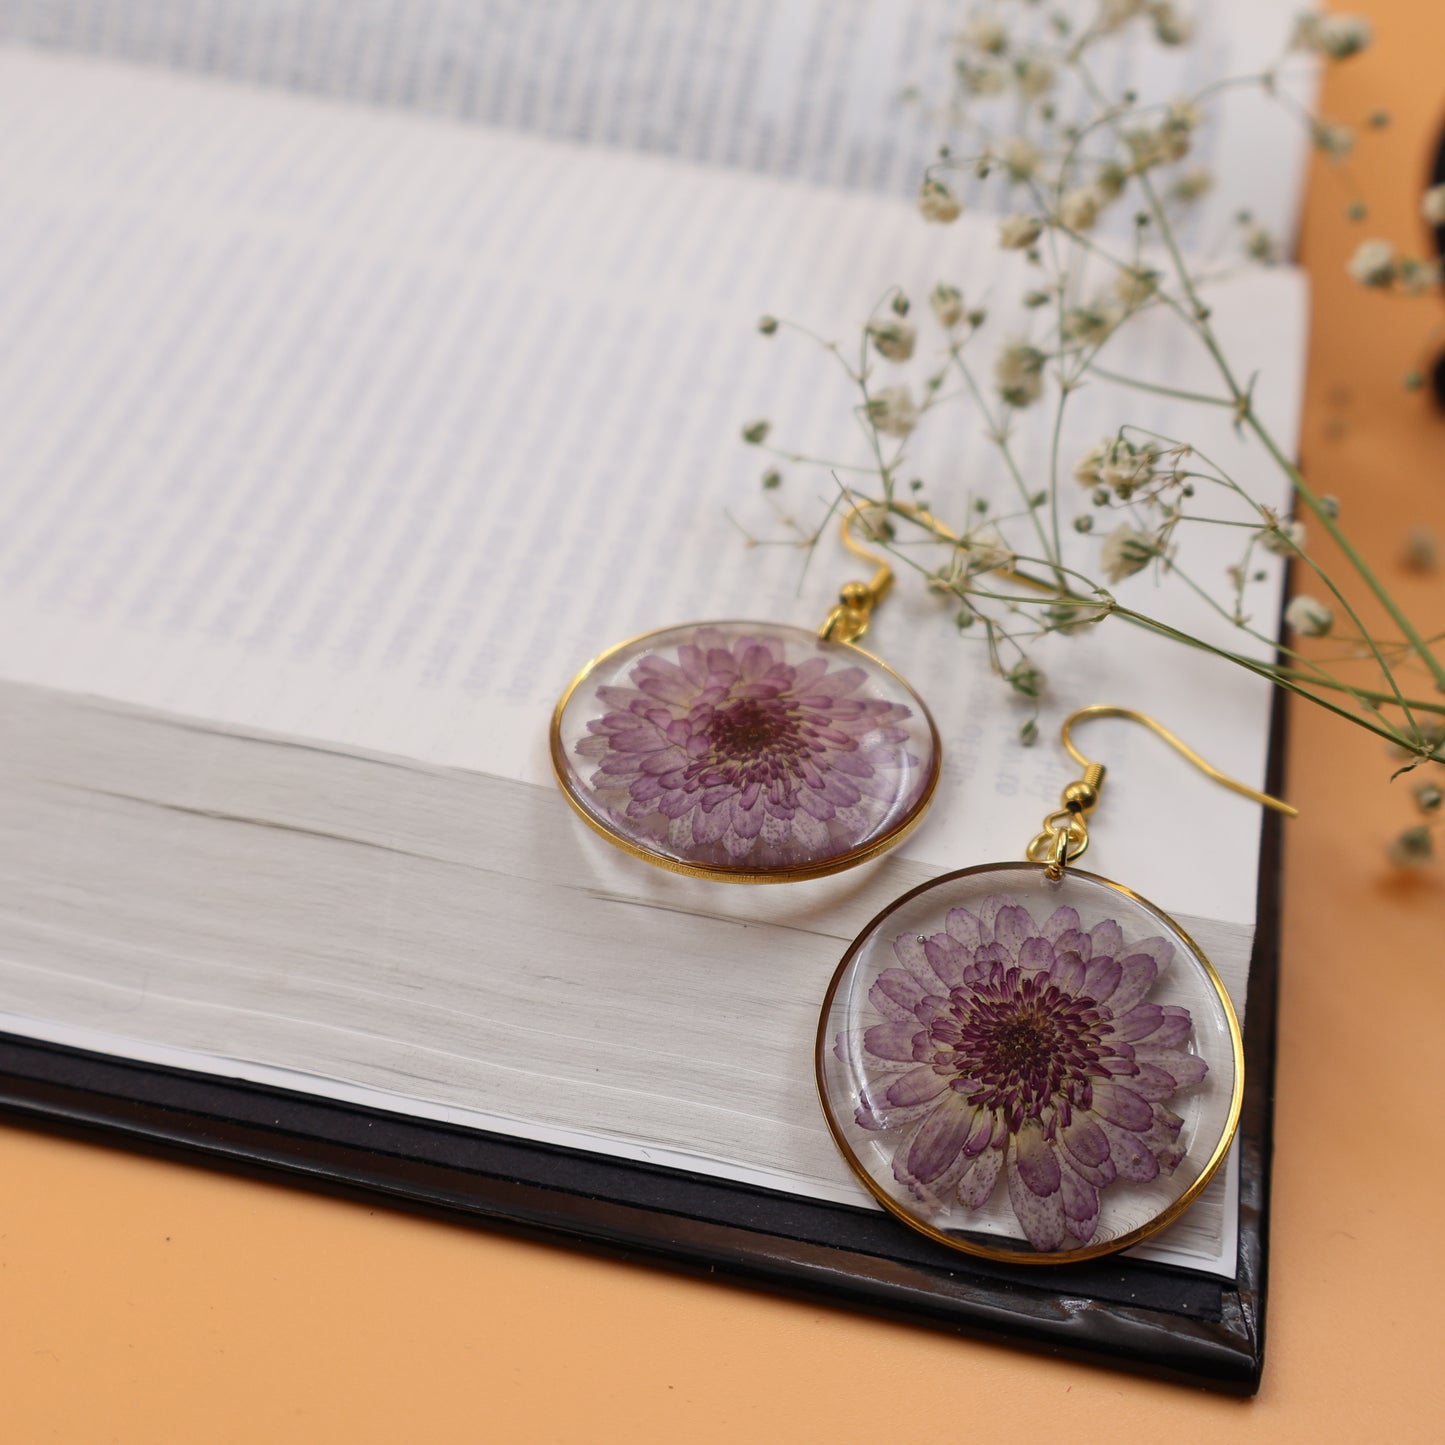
top-left (814, 860), bottom-right (1245, 1265)
top-left (549, 619), bottom-right (942, 884)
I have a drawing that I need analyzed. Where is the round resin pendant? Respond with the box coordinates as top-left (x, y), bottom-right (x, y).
top-left (818, 863), bottom-right (1242, 1263)
top-left (551, 620), bottom-right (941, 882)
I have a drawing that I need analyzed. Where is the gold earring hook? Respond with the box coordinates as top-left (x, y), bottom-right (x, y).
top-left (1060, 704), bottom-right (1297, 817)
top-left (819, 502), bottom-right (895, 644)
top-left (1028, 704), bottom-right (1295, 878)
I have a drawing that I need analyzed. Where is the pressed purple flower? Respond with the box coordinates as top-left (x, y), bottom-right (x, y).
top-left (847, 892), bottom-right (1207, 1252)
top-left (573, 626), bottom-right (924, 867)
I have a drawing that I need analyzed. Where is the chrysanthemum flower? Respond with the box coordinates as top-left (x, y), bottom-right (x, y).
top-left (849, 894), bottom-right (1206, 1251)
top-left (575, 628), bottom-right (921, 866)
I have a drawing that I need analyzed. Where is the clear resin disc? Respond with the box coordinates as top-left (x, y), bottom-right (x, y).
top-left (818, 863), bottom-right (1242, 1262)
top-left (551, 620), bottom-right (941, 882)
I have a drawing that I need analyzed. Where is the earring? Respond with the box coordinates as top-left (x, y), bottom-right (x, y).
top-left (817, 706), bottom-right (1296, 1263)
top-left (550, 508), bottom-right (942, 882)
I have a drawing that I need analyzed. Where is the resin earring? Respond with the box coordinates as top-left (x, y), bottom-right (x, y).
top-left (550, 509), bottom-right (942, 883)
top-left (817, 706), bottom-right (1296, 1264)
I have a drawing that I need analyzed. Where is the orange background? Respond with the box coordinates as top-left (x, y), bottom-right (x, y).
top-left (3, 3), bottom-right (1444, 1438)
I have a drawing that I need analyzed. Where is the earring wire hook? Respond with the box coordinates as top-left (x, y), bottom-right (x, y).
top-left (1060, 704), bottom-right (1297, 817)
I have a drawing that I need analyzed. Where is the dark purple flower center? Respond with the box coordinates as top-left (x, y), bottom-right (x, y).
top-left (929, 965), bottom-right (1111, 1128)
top-left (703, 697), bottom-right (803, 764)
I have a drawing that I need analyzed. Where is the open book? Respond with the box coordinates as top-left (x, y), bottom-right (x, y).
top-left (0, 0), bottom-right (1308, 1376)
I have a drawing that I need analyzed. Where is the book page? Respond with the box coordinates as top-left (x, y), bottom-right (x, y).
top-left (0, 50), bottom-right (1305, 1274)
top-left (0, 0), bottom-right (1314, 241)
top-left (0, 48), bottom-right (1304, 928)
top-left (0, 682), bottom-right (1244, 1272)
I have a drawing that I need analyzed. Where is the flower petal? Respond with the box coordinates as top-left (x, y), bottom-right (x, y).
top-left (958, 1144), bottom-right (1003, 1208)
top-left (992, 905), bottom-right (1032, 961)
top-left (1017, 936), bottom-right (1055, 973)
top-left (1014, 1118), bottom-right (1062, 1196)
top-left (1107, 952), bottom-right (1159, 1014)
top-left (1058, 1164), bottom-right (1100, 1234)
top-left (1061, 1113), bottom-right (1111, 1169)
top-left (1150, 1006), bottom-right (1194, 1049)
top-left (1048, 949), bottom-right (1086, 995)
top-left (1089, 918), bottom-right (1123, 960)
top-left (863, 1021), bottom-right (925, 1062)
top-left (891, 932), bottom-right (941, 991)
top-left (1109, 1002), bottom-right (1164, 1042)
top-left (1041, 905), bottom-right (1081, 943)
top-left (1006, 1152), bottom-right (1067, 1250)
top-left (944, 907), bottom-right (983, 953)
top-left (1090, 1079), bottom-right (1153, 1131)
top-left (923, 932), bottom-right (971, 988)
top-left (1135, 1047), bottom-right (1208, 1088)
top-left (884, 1066), bottom-right (951, 1108)
top-left (902, 1093), bottom-right (978, 1183)
top-left (1099, 1119), bottom-right (1161, 1183)
top-left (1081, 954), bottom-right (1121, 1004)
top-left (1129, 1061), bottom-right (1183, 1100)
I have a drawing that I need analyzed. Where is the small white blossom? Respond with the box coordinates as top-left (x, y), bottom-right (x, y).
top-left (1095, 161), bottom-right (1129, 200)
top-left (1261, 518), bottom-right (1306, 555)
top-left (1151, 3), bottom-right (1194, 45)
top-left (1076, 437), bottom-right (1160, 497)
top-left (867, 386), bottom-right (919, 437)
top-left (930, 283), bottom-right (965, 328)
top-left (1061, 303), bottom-right (1122, 347)
top-left (965, 14), bottom-right (1008, 54)
top-left (1125, 126), bottom-right (1167, 172)
top-left (1114, 265), bottom-right (1160, 307)
top-left (1397, 257), bottom-right (1442, 295)
top-left (1015, 58), bottom-right (1056, 100)
top-left (918, 177), bottom-right (963, 223)
top-left (1293, 13), bottom-right (1373, 60)
top-left (963, 63), bottom-right (1009, 97)
top-left (1285, 594), bottom-right (1334, 637)
top-left (1100, 525), bottom-right (1160, 583)
top-left (1245, 222), bottom-right (1279, 263)
top-left (1424, 185), bottom-right (1445, 227)
top-left (1347, 238), bottom-right (1397, 287)
top-left (994, 342), bottom-right (1046, 407)
top-left (998, 213), bottom-right (1044, 249)
top-left (1098, 0), bottom-right (1148, 31)
top-left (1002, 137), bottom-right (1042, 181)
top-left (1159, 99), bottom-right (1201, 162)
top-left (1169, 166), bottom-right (1215, 203)
top-left (1314, 122), bottom-right (1355, 158)
top-left (867, 319), bottom-right (916, 362)
top-left (1058, 186), bottom-right (1102, 232)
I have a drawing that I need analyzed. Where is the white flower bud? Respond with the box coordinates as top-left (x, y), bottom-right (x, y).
top-left (1245, 222), bottom-right (1279, 264)
top-left (1294, 14), bottom-right (1373, 60)
top-left (1260, 518), bottom-right (1306, 555)
top-left (867, 319), bottom-right (917, 362)
top-left (867, 386), bottom-right (919, 437)
top-left (930, 283), bottom-right (965, 328)
top-left (918, 178), bottom-right (963, 223)
top-left (994, 343), bottom-right (1046, 407)
top-left (1100, 525), bottom-right (1160, 582)
top-left (1058, 187), bottom-right (1102, 232)
top-left (1422, 185), bottom-right (1445, 226)
top-left (998, 213), bottom-right (1044, 249)
top-left (1114, 265), bottom-right (1160, 307)
top-left (965, 15), bottom-right (1008, 54)
top-left (1151, 3), bottom-right (1194, 45)
top-left (1347, 238), bottom-right (1397, 287)
top-left (1002, 137), bottom-right (1041, 181)
top-left (1284, 594), bottom-right (1333, 637)
top-left (1015, 58), bottom-right (1056, 99)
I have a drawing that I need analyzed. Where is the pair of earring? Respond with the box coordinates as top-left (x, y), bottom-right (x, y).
top-left (549, 518), bottom-right (1293, 1264)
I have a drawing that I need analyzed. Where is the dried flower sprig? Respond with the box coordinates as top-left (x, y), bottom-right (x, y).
top-left (747, 4), bottom-right (1445, 811)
